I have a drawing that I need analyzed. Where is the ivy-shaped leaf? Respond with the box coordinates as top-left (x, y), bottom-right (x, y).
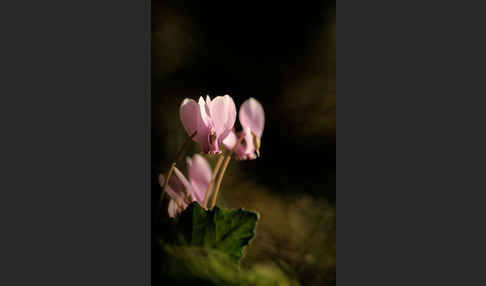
top-left (168, 202), bottom-right (259, 262)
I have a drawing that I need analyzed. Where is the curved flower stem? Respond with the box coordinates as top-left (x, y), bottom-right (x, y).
top-left (160, 131), bottom-right (197, 203)
top-left (209, 135), bottom-right (245, 209)
top-left (203, 154), bottom-right (224, 209)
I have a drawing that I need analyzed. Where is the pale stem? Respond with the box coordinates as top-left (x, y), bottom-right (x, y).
top-left (160, 131), bottom-right (197, 203)
top-left (209, 134), bottom-right (245, 208)
top-left (209, 155), bottom-right (231, 208)
top-left (202, 154), bottom-right (224, 209)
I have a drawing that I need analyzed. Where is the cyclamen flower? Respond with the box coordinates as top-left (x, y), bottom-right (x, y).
top-left (223, 98), bottom-right (265, 160)
top-left (180, 95), bottom-right (237, 154)
top-left (159, 154), bottom-right (212, 217)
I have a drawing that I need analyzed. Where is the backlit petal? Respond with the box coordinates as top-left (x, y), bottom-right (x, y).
top-left (209, 95), bottom-right (237, 136)
top-left (198, 96), bottom-right (211, 127)
top-left (239, 97), bottom-right (265, 138)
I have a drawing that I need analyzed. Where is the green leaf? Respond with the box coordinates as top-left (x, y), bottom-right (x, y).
top-left (168, 202), bottom-right (259, 262)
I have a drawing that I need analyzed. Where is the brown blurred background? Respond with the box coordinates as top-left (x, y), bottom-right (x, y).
top-left (152, 1), bottom-right (335, 285)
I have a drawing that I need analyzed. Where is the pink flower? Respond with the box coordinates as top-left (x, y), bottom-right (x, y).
top-left (223, 98), bottom-right (265, 160)
top-left (179, 95), bottom-right (237, 154)
top-left (159, 154), bottom-right (212, 217)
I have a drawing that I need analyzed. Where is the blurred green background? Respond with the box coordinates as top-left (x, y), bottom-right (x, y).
top-left (152, 1), bottom-right (335, 285)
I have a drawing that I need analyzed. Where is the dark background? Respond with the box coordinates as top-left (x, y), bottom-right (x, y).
top-left (152, 1), bottom-right (335, 285)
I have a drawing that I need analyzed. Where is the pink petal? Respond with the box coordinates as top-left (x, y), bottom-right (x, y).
top-left (198, 96), bottom-right (211, 127)
top-left (179, 98), bottom-right (202, 137)
top-left (196, 126), bottom-right (211, 153)
top-left (237, 129), bottom-right (257, 160)
top-left (209, 95), bottom-right (237, 137)
top-left (178, 97), bottom-right (210, 152)
top-left (239, 97), bottom-right (265, 138)
top-left (186, 154), bottom-right (212, 204)
top-left (242, 127), bottom-right (254, 154)
top-left (172, 167), bottom-right (192, 194)
top-left (186, 97), bottom-right (211, 152)
top-left (193, 127), bottom-right (210, 153)
top-left (222, 130), bottom-right (238, 150)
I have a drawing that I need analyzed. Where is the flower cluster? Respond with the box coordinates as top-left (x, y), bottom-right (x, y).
top-left (160, 95), bottom-right (265, 217)
top-left (179, 95), bottom-right (237, 154)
